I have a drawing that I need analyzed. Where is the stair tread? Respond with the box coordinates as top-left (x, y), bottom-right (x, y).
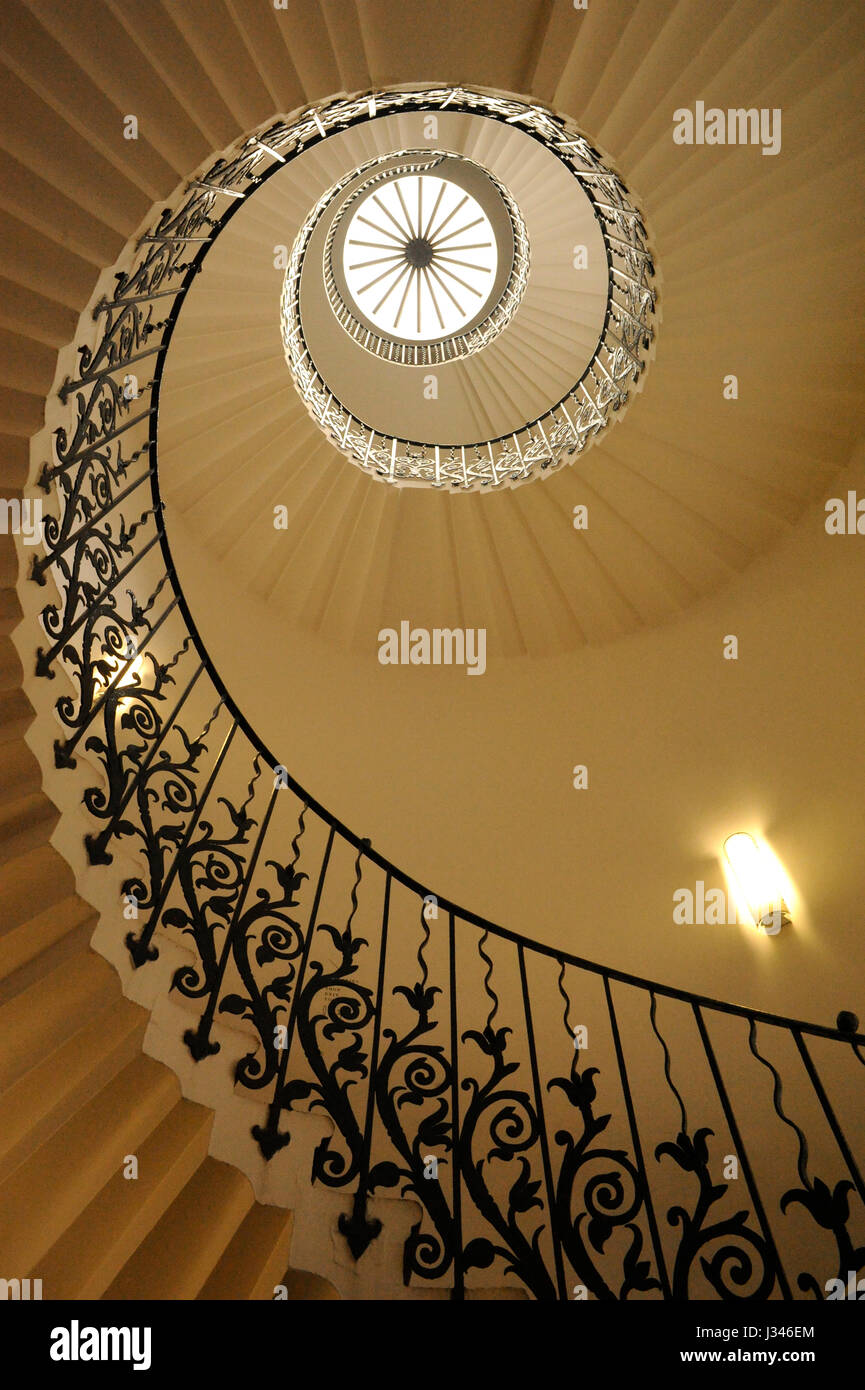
top-left (198, 1201), bottom-right (294, 1301)
top-left (104, 1157), bottom-right (254, 1301)
top-left (0, 943), bottom-right (121, 1089)
top-left (0, 996), bottom-right (145, 1185)
top-left (0, 1054), bottom-right (179, 1272)
top-left (38, 1099), bottom-right (213, 1300)
top-left (0, 887), bottom-right (95, 982)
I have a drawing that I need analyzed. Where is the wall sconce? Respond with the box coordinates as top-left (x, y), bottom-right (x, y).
top-left (723, 832), bottom-right (792, 935)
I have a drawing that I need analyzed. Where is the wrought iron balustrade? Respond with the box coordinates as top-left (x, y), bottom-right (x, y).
top-left (27, 88), bottom-right (864, 1301)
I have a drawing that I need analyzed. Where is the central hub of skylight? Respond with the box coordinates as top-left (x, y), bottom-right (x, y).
top-left (339, 172), bottom-right (499, 342)
top-left (403, 236), bottom-right (435, 270)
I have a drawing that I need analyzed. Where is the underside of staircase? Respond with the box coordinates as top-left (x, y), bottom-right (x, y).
top-left (0, 646), bottom-right (337, 1299)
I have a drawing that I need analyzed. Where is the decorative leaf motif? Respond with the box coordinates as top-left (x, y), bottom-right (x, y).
top-left (781, 1178), bottom-right (854, 1231)
top-left (219, 994), bottom-right (249, 1017)
top-left (655, 1128), bottom-right (714, 1175)
top-left (549, 1065), bottom-right (600, 1110)
top-left (206, 896), bottom-right (234, 921)
top-left (394, 982), bottom-right (441, 1015)
top-left (281, 1078), bottom-right (314, 1105)
top-left (509, 1158), bottom-right (543, 1214)
top-left (462, 1024), bottom-right (511, 1058)
top-left (622, 1225), bottom-right (661, 1296)
top-left (463, 1237), bottom-right (496, 1271)
top-left (369, 1161), bottom-right (402, 1191)
top-left (335, 1038), bottom-right (367, 1075)
top-left (417, 1109), bottom-right (451, 1151)
top-left (272, 861), bottom-right (307, 900)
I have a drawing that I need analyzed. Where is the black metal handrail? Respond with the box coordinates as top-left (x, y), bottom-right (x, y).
top-left (30, 87), bottom-right (864, 1301)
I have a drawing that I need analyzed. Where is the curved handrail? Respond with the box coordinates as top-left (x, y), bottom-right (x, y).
top-left (101, 514), bottom-right (865, 1046)
top-left (29, 85), bottom-right (865, 1301)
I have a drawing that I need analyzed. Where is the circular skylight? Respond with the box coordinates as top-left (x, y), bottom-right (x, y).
top-left (340, 174), bottom-right (498, 342)
top-left (279, 91), bottom-right (657, 488)
top-left (304, 151), bottom-right (529, 368)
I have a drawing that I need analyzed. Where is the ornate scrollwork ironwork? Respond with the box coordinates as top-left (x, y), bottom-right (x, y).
top-left (650, 999), bottom-right (775, 1300)
top-left (372, 906), bottom-right (456, 1283)
top-left (548, 1024), bottom-right (661, 1296)
top-left (458, 1018), bottom-right (555, 1298)
top-left (29, 82), bottom-right (863, 1302)
top-left (162, 759), bottom-right (263, 1059)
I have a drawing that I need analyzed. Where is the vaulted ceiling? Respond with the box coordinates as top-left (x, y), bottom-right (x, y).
top-left (154, 2), bottom-right (865, 655)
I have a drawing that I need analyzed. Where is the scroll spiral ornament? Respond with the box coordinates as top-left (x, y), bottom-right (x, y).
top-left (549, 1049), bottom-right (661, 1300)
top-left (373, 909), bottom-right (456, 1283)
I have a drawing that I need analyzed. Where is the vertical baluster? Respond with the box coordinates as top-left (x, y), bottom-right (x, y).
top-left (517, 943), bottom-right (567, 1300)
top-left (184, 783), bottom-right (279, 1060)
top-left (693, 1004), bottom-right (792, 1301)
top-left (126, 716), bottom-right (236, 965)
top-left (338, 869), bottom-right (390, 1257)
top-left (603, 976), bottom-right (671, 1299)
top-left (792, 1028), bottom-right (865, 1209)
top-left (253, 824), bottom-right (335, 1158)
top-left (448, 909), bottom-right (464, 1300)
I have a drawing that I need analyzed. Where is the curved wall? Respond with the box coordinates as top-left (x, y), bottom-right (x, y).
top-left (166, 439), bottom-right (865, 1024)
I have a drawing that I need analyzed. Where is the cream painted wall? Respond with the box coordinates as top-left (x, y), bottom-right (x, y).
top-left (164, 441), bottom-right (865, 1027)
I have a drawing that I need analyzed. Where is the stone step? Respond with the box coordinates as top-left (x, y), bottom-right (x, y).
top-left (0, 996), bottom-right (145, 1185)
top-left (104, 1157), bottom-right (254, 1300)
top-left (0, 787), bottom-right (57, 866)
top-left (197, 1201), bottom-right (295, 1301)
top-left (0, 1053), bottom-right (179, 1272)
top-left (37, 1099), bottom-right (214, 1300)
top-left (0, 861), bottom-right (95, 981)
top-left (0, 938), bottom-right (120, 1091)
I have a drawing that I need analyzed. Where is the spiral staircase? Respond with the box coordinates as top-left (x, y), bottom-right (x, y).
top-left (1, 0), bottom-right (865, 1304)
